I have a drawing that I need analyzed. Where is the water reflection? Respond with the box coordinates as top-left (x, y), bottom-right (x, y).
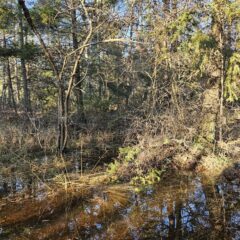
top-left (0, 177), bottom-right (24, 197)
top-left (0, 175), bottom-right (239, 240)
top-left (96, 177), bottom-right (240, 240)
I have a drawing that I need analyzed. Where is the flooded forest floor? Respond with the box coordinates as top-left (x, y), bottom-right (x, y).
top-left (0, 112), bottom-right (240, 240)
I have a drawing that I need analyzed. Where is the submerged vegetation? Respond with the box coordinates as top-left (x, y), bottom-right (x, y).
top-left (0, 0), bottom-right (240, 239)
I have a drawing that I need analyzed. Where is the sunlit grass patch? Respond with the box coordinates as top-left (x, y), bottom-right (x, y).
top-left (196, 153), bottom-right (233, 179)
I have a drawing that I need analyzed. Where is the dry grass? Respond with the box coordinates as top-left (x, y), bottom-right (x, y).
top-left (197, 154), bottom-right (230, 175)
top-left (110, 134), bottom-right (183, 182)
top-left (0, 121), bottom-right (56, 156)
top-left (217, 140), bottom-right (240, 159)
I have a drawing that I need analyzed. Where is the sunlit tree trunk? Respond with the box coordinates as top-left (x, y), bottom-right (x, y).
top-left (219, 31), bottom-right (225, 143)
top-left (212, 1), bottom-right (228, 144)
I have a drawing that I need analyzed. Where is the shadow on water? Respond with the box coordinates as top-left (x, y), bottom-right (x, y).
top-left (0, 172), bottom-right (239, 240)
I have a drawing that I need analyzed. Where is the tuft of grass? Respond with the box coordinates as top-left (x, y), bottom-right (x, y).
top-left (196, 153), bottom-right (233, 179)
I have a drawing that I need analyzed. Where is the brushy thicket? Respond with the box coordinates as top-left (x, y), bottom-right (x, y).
top-left (1, 0), bottom-right (240, 186)
top-left (107, 101), bottom-right (240, 184)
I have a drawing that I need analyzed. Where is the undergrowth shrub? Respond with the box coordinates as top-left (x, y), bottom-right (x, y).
top-left (107, 146), bottom-right (140, 176)
top-left (131, 168), bottom-right (164, 186)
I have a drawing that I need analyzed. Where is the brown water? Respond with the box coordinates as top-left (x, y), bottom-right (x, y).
top-left (0, 174), bottom-right (239, 240)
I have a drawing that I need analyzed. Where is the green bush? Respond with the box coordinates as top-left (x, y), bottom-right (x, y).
top-left (119, 146), bottom-right (140, 162)
top-left (131, 169), bottom-right (164, 186)
top-left (107, 160), bottom-right (121, 175)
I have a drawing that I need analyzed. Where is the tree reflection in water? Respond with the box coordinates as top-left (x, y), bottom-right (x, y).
top-left (1, 175), bottom-right (239, 240)
top-left (99, 177), bottom-right (240, 240)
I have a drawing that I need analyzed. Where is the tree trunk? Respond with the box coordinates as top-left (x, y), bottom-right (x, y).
top-left (71, 4), bottom-right (86, 123)
top-left (218, 31), bottom-right (225, 143)
top-left (19, 5), bottom-right (31, 113)
top-left (18, 0), bottom-right (92, 155)
top-left (57, 86), bottom-right (66, 154)
top-left (15, 59), bottom-right (21, 104)
top-left (18, 0), bottom-right (66, 154)
top-left (6, 59), bottom-right (17, 113)
top-left (3, 34), bottom-right (17, 113)
top-left (1, 68), bottom-right (7, 110)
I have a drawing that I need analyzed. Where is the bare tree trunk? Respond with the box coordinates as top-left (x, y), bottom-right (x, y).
top-left (18, 0), bottom-right (65, 154)
top-left (209, 1), bottom-right (227, 145)
top-left (14, 26), bottom-right (21, 104)
top-left (19, 5), bottom-right (31, 113)
top-left (71, 2), bottom-right (86, 123)
top-left (1, 70), bottom-right (7, 110)
top-left (15, 59), bottom-right (21, 103)
top-left (218, 31), bottom-right (225, 143)
top-left (57, 87), bottom-right (66, 154)
top-left (171, 0), bottom-right (178, 51)
top-left (3, 34), bottom-right (17, 113)
top-left (6, 59), bottom-right (17, 113)
top-left (211, 2), bottom-right (227, 144)
top-left (19, 0), bottom-right (92, 155)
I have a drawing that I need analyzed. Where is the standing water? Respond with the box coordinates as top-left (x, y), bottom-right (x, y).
top-left (0, 174), bottom-right (239, 240)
